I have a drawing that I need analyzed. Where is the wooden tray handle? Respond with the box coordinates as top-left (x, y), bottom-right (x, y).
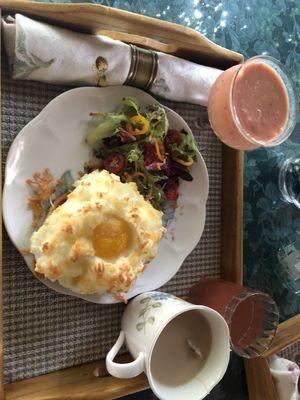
top-left (97, 29), bottom-right (178, 54)
top-left (0, 0), bottom-right (244, 69)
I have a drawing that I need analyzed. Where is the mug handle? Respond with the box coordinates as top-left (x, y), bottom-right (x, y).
top-left (106, 331), bottom-right (145, 379)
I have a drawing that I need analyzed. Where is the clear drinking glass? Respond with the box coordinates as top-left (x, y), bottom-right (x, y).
top-left (279, 155), bottom-right (300, 209)
top-left (188, 278), bottom-right (279, 358)
top-left (277, 231), bottom-right (300, 296)
top-left (208, 56), bottom-right (298, 150)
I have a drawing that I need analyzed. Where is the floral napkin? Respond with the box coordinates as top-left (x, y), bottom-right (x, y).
top-left (2, 14), bottom-right (222, 106)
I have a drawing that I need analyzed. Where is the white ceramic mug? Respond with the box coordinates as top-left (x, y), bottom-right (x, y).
top-left (106, 292), bottom-right (230, 400)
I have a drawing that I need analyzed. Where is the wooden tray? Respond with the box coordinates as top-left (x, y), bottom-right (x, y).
top-left (0, 1), bottom-right (244, 399)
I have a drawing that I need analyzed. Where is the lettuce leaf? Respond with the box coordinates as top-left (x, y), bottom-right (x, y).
top-left (172, 132), bottom-right (198, 161)
top-left (86, 113), bottom-right (127, 145)
top-left (54, 170), bottom-right (74, 197)
top-left (146, 104), bottom-right (169, 140)
top-left (122, 96), bottom-right (140, 117)
top-left (150, 183), bottom-right (166, 209)
top-left (40, 170), bottom-right (75, 222)
top-left (126, 145), bottom-right (144, 171)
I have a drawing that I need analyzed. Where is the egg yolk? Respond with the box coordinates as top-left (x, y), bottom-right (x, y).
top-left (92, 216), bottom-right (131, 259)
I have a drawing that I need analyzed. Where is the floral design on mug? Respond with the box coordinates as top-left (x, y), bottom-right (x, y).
top-left (149, 292), bottom-right (172, 301)
top-left (136, 296), bottom-right (162, 333)
top-left (136, 293), bottom-right (185, 333)
top-left (150, 292), bottom-right (185, 303)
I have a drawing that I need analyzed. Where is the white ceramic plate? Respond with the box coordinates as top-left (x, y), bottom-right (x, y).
top-left (3, 86), bottom-right (209, 304)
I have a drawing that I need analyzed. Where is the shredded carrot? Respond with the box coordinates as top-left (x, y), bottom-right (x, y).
top-left (26, 168), bottom-right (64, 226)
top-left (124, 171), bottom-right (147, 183)
top-left (155, 162), bottom-right (166, 170)
top-left (89, 111), bottom-right (104, 117)
top-left (154, 139), bottom-right (165, 162)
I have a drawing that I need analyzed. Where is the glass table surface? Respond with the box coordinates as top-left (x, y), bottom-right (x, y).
top-left (37, 1), bottom-right (300, 398)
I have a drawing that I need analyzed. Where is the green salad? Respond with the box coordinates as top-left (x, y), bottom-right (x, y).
top-left (85, 97), bottom-right (198, 209)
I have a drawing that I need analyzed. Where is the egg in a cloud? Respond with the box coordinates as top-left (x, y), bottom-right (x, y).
top-left (30, 170), bottom-right (165, 301)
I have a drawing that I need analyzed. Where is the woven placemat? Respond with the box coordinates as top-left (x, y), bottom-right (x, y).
top-left (2, 55), bottom-right (222, 384)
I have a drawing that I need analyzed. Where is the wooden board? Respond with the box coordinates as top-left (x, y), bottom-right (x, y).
top-left (221, 146), bottom-right (243, 284)
top-left (5, 355), bottom-right (149, 400)
top-left (244, 357), bottom-right (279, 400)
top-left (0, 2), bottom-right (244, 399)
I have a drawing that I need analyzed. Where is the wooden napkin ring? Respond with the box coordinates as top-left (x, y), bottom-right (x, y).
top-left (124, 44), bottom-right (158, 90)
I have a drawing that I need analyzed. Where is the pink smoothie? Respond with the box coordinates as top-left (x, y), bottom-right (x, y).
top-left (208, 59), bottom-right (290, 150)
top-left (233, 62), bottom-right (289, 142)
